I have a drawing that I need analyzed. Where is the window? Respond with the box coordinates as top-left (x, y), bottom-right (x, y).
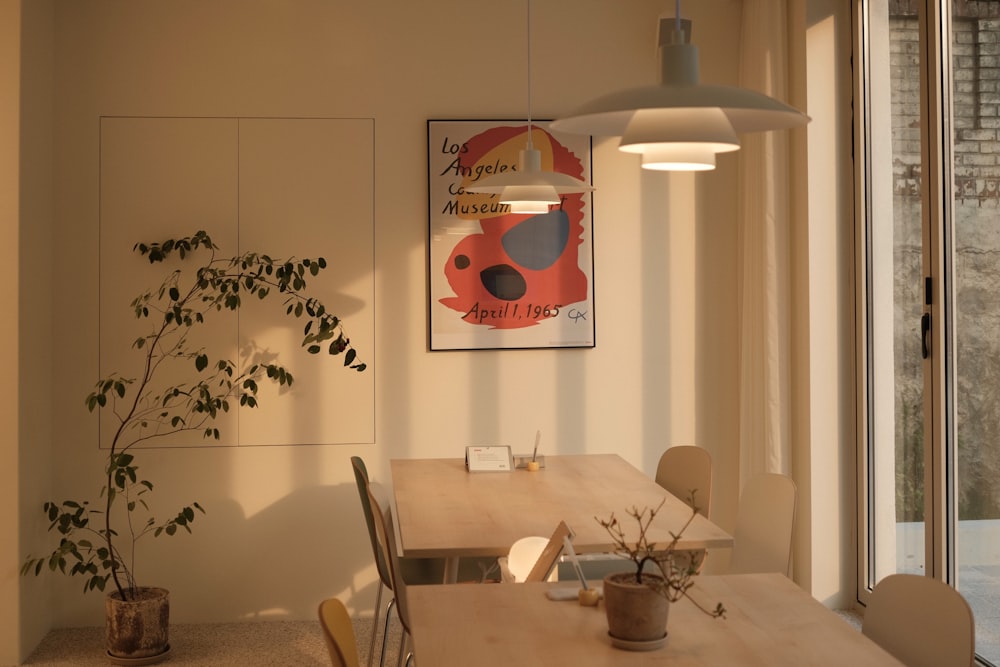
top-left (859, 1), bottom-right (1000, 663)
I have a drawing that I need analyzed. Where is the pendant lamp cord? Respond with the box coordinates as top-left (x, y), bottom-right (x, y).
top-left (675, 0), bottom-right (681, 32)
top-left (526, 0), bottom-right (534, 150)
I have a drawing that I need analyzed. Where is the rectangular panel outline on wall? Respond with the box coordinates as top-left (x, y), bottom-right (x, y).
top-left (98, 115), bottom-right (376, 448)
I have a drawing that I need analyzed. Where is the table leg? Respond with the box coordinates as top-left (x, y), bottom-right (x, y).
top-left (444, 557), bottom-right (459, 584)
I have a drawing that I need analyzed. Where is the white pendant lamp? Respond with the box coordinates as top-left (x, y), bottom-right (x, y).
top-left (467, 145), bottom-right (594, 214)
top-left (551, 3), bottom-right (809, 171)
top-left (465, 0), bottom-right (593, 212)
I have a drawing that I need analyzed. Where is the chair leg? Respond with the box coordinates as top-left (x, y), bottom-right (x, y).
top-left (379, 597), bottom-right (396, 667)
top-left (397, 631), bottom-right (408, 667)
top-left (367, 580), bottom-right (384, 667)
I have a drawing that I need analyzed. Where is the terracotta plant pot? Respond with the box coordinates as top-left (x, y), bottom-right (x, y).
top-left (105, 586), bottom-right (170, 661)
top-left (603, 572), bottom-right (670, 643)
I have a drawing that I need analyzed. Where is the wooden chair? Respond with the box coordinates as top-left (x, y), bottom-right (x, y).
top-left (501, 536), bottom-right (550, 583)
top-left (728, 473), bottom-right (797, 576)
top-left (500, 521), bottom-right (573, 583)
top-left (350, 457), bottom-right (394, 667)
top-left (366, 481), bottom-right (415, 667)
top-left (351, 458), bottom-right (430, 667)
top-left (353, 457), bottom-right (500, 665)
top-left (655, 445), bottom-right (713, 573)
top-left (318, 597), bottom-right (361, 667)
top-left (862, 573), bottom-right (975, 667)
top-left (526, 521), bottom-right (574, 582)
top-left (655, 445), bottom-right (713, 517)
top-left (353, 458), bottom-right (461, 666)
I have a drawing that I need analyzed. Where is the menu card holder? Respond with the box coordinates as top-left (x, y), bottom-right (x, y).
top-left (465, 445), bottom-right (514, 472)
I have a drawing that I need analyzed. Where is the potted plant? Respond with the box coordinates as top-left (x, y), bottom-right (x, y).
top-left (21, 230), bottom-right (366, 662)
top-left (596, 494), bottom-right (726, 650)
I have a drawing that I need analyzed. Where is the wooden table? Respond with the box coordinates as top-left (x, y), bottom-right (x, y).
top-left (390, 454), bottom-right (733, 582)
top-left (407, 573), bottom-right (905, 666)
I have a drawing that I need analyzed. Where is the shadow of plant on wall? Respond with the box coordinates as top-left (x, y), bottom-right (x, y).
top-left (22, 230), bottom-right (366, 603)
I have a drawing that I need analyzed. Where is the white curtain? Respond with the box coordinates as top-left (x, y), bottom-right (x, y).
top-left (738, 0), bottom-right (794, 488)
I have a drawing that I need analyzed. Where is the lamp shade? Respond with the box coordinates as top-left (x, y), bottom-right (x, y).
top-left (551, 55), bottom-right (809, 136)
top-left (551, 16), bottom-right (809, 171)
top-left (619, 107), bottom-right (739, 170)
top-left (464, 146), bottom-right (594, 214)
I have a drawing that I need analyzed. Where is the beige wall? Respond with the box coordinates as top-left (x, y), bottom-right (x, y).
top-left (8, 0), bottom-right (858, 661)
top-left (796, 0), bottom-right (858, 608)
top-left (2, 2), bottom-right (23, 663)
top-left (14, 0), bottom-right (56, 663)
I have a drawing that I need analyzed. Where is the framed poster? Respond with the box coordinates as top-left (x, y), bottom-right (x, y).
top-left (428, 119), bottom-right (595, 350)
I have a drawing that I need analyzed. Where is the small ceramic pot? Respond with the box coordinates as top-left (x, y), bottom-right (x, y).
top-left (602, 572), bottom-right (670, 643)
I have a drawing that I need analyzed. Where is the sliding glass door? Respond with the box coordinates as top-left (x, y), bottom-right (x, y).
top-left (952, 6), bottom-right (1000, 662)
top-left (859, 1), bottom-right (999, 663)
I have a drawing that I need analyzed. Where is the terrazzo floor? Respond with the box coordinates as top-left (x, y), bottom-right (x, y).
top-left (18, 610), bottom-right (865, 666)
top-left (17, 616), bottom-right (404, 667)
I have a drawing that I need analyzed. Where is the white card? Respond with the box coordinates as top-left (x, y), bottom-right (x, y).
top-left (465, 445), bottom-right (513, 472)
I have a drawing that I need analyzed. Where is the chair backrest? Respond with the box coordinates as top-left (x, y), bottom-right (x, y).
top-left (862, 573), bottom-right (975, 667)
top-left (729, 473), bottom-right (796, 575)
top-left (366, 482), bottom-right (412, 634)
top-left (505, 537), bottom-right (551, 583)
top-left (318, 597), bottom-right (361, 667)
top-left (351, 456), bottom-right (393, 590)
top-left (655, 445), bottom-right (712, 517)
top-left (524, 520), bottom-right (573, 582)
top-left (502, 521), bottom-right (574, 583)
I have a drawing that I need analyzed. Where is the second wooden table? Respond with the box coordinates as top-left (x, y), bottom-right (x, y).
top-left (390, 453), bottom-right (733, 582)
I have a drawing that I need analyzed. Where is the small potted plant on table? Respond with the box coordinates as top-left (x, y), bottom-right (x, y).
top-left (22, 230), bottom-right (366, 663)
top-left (596, 494), bottom-right (726, 650)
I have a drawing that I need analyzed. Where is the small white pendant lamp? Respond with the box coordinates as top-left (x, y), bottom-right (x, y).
top-left (551, 2), bottom-right (809, 171)
top-left (465, 0), bottom-right (593, 212)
